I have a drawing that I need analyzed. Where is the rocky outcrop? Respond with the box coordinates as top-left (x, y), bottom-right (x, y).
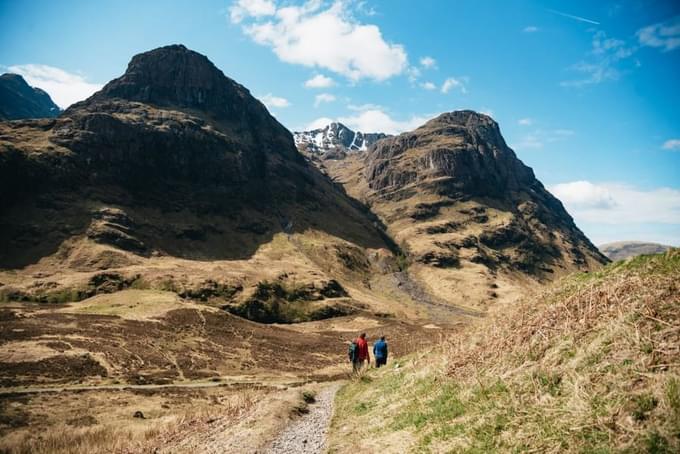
top-left (0, 73), bottom-right (60, 120)
top-left (294, 122), bottom-right (388, 159)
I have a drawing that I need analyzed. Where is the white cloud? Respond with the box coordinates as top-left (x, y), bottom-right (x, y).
top-left (419, 56), bottom-right (436, 69)
top-left (549, 181), bottom-right (680, 225)
top-left (304, 116), bottom-right (334, 130)
top-left (314, 93), bottom-right (336, 107)
top-left (636, 16), bottom-right (680, 52)
top-left (420, 81), bottom-right (436, 90)
top-left (550, 181), bottom-right (617, 210)
top-left (337, 109), bottom-right (429, 135)
top-left (441, 77), bottom-right (467, 94)
top-left (229, 0), bottom-right (276, 23)
top-left (518, 118), bottom-right (533, 126)
top-left (259, 93), bottom-right (290, 108)
top-left (511, 128), bottom-right (574, 150)
top-left (235, 1), bottom-right (408, 81)
top-left (662, 139), bottom-right (680, 150)
top-left (347, 103), bottom-right (384, 111)
top-left (7, 64), bottom-right (102, 109)
top-left (304, 74), bottom-right (335, 88)
top-left (523, 26), bottom-right (539, 33)
top-left (406, 65), bottom-right (421, 82)
top-left (561, 30), bottom-right (637, 87)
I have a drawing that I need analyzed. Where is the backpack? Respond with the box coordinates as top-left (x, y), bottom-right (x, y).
top-left (348, 341), bottom-right (358, 362)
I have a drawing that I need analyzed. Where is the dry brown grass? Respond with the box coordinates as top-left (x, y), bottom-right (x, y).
top-left (328, 249), bottom-right (680, 453)
top-left (0, 389), bottom-right (259, 454)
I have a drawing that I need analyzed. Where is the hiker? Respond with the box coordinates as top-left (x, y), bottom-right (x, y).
top-left (349, 333), bottom-right (370, 372)
top-left (373, 335), bottom-right (388, 368)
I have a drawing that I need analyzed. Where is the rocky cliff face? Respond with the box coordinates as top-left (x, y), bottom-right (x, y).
top-left (322, 111), bottom-right (608, 309)
top-left (294, 122), bottom-right (388, 159)
top-left (0, 45), bottom-right (388, 268)
top-left (0, 73), bottom-right (61, 120)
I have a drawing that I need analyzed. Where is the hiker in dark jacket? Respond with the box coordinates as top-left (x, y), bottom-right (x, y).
top-left (350, 333), bottom-right (370, 372)
top-left (373, 336), bottom-right (388, 368)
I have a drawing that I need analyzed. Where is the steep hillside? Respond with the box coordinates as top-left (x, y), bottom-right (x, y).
top-left (600, 241), bottom-right (673, 261)
top-left (0, 45), bottom-right (410, 323)
top-left (0, 73), bottom-right (60, 120)
top-left (323, 111), bottom-right (608, 310)
top-left (329, 249), bottom-right (680, 453)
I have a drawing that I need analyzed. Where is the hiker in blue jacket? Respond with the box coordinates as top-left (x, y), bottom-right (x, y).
top-left (373, 336), bottom-right (388, 368)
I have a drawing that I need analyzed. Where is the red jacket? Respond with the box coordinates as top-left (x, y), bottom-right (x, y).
top-left (356, 337), bottom-right (369, 361)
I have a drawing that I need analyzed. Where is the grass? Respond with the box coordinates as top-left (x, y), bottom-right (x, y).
top-left (0, 389), bottom-right (259, 454)
top-left (328, 249), bottom-right (680, 453)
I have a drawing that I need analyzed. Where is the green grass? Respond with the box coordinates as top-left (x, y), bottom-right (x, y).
top-left (327, 250), bottom-right (680, 453)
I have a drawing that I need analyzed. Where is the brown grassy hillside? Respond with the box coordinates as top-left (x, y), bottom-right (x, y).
top-left (329, 249), bottom-right (679, 453)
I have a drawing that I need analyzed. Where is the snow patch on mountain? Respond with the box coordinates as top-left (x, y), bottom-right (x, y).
top-left (294, 122), bottom-right (388, 158)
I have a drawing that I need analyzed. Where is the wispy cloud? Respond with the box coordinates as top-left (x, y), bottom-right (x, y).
top-left (419, 56), bottom-right (437, 69)
top-left (561, 16), bottom-right (678, 88)
top-left (561, 30), bottom-right (636, 87)
top-left (230, 0), bottom-right (276, 23)
top-left (304, 74), bottom-right (335, 88)
top-left (314, 93), bottom-right (336, 107)
top-left (518, 118), bottom-right (533, 126)
top-left (636, 15), bottom-right (680, 52)
top-left (511, 128), bottom-right (574, 150)
top-left (420, 81), bottom-right (436, 90)
top-left (550, 181), bottom-right (680, 225)
top-left (231, 0), bottom-right (408, 81)
top-left (523, 26), bottom-right (539, 33)
top-left (304, 109), bottom-right (430, 135)
top-left (662, 139), bottom-right (680, 151)
top-left (441, 77), bottom-right (467, 94)
top-left (259, 93), bottom-right (290, 108)
top-left (304, 116), bottom-right (334, 130)
top-left (547, 8), bottom-right (600, 25)
top-left (7, 64), bottom-right (102, 108)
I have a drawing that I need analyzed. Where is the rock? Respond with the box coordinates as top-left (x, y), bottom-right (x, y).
top-left (0, 45), bottom-right (389, 268)
top-left (0, 73), bottom-right (61, 120)
top-left (294, 122), bottom-right (388, 158)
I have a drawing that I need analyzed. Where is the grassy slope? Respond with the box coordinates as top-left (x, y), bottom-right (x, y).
top-left (328, 250), bottom-right (680, 453)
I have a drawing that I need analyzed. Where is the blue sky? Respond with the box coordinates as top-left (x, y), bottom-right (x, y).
top-left (1, 0), bottom-right (679, 246)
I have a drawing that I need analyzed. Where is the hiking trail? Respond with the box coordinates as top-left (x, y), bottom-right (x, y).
top-left (265, 383), bottom-right (341, 454)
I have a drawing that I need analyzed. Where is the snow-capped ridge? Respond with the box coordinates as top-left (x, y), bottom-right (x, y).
top-left (293, 121), bottom-right (389, 158)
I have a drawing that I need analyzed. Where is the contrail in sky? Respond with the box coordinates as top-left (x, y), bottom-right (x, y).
top-left (547, 8), bottom-right (601, 25)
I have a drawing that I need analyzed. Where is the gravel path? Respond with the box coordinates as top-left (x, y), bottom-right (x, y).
top-left (265, 384), bottom-right (341, 454)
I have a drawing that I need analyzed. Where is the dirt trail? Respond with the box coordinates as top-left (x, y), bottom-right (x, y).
top-left (266, 383), bottom-right (341, 454)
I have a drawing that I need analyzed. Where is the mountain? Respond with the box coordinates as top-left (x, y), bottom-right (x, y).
top-left (0, 45), bottom-right (394, 321)
top-left (321, 111), bottom-right (608, 309)
top-left (0, 73), bottom-right (61, 120)
top-left (599, 241), bottom-right (673, 261)
top-left (294, 122), bottom-right (388, 159)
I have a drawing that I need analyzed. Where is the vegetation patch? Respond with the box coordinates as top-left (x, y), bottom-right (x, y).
top-left (327, 250), bottom-right (680, 453)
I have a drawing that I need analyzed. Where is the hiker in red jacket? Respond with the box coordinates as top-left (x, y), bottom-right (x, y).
top-left (353, 333), bottom-right (370, 372)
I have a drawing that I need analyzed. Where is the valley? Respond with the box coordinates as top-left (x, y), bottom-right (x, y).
top-left (0, 44), bottom-right (675, 453)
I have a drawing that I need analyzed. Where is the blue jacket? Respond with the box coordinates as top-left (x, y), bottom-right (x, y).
top-left (373, 339), bottom-right (388, 359)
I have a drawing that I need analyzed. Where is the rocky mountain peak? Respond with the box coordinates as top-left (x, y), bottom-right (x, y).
top-left (0, 73), bottom-right (61, 120)
top-left (86, 44), bottom-right (258, 119)
top-left (294, 121), bottom-right (388, 159)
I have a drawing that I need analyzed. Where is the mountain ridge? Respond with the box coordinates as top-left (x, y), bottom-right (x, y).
top-left (294, 121), bottom-right (388, 159)
top-left (0, 73), bottom-right (61, 120)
